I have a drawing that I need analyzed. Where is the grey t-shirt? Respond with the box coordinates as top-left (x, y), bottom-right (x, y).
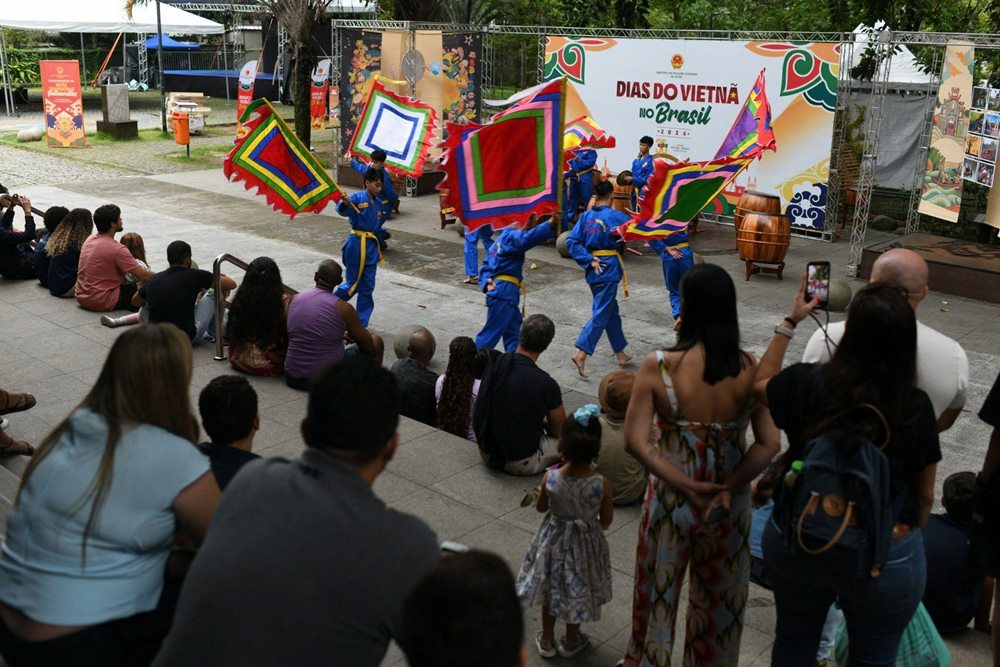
top-left (153, 448), bottom-right (439, 667)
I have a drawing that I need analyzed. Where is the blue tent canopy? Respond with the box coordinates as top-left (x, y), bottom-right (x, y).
top-left (144, 34), bottom-right (200, 50)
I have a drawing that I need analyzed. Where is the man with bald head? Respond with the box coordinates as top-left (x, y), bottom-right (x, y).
top-left (284, 259), bottom-right (384, 389)
top-left (803, 248), bottom-right (969, 431)
top-left (390, 328), bottom-right (439, 426)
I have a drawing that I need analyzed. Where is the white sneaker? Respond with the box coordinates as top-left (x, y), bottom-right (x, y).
top-left (0, 418), bottom-right (9, 430)
top-left (100, 315), bottom-right (115, 328)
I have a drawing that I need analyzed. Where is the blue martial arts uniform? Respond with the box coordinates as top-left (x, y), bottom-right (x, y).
top-left (333, 189), bottom-right (383, 327)
top-left (650, 229), bottom-right (694, 320)
top-left (464, 224), bottom-right (494, 278)
top-left (350, 159), bottom-right (398, 221)
top-left (630, 152), bottom-right (654, 210)
top-left (566, 206), bottom-right (630, 356)
top-left (569, 149), bottom-right (597, 214)
top-left (475, 222), bottom-right (554, 352)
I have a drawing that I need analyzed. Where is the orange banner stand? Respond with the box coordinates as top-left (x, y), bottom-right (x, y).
top-left (40, 60), bottom-right (86, 148)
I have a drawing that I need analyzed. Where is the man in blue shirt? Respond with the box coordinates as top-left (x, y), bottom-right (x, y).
top-left (650, 221), bottom-right (695, 330)
top-left (334, 169), bottom-right (383, 327)
top-left (351, 148), bottom-right (398, 249)
top-left (623, 136), bottom-right (654, 211)
top-left (566, 181), bottom-right (632, 379)
top-left (475, 214), bottom-right (555, 352)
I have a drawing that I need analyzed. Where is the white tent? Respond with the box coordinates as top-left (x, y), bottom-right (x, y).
top-left (849, 23), bottom-right (934, 85)
top-left (0, 1), bottom-right (223, 35)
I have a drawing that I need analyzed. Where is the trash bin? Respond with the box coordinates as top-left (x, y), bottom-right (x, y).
top-left (172, 112), bottom-right (190, 145)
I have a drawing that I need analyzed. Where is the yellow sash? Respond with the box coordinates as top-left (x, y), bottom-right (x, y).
top-left (592, 249), bottom-right (629, 297)
top-left (495, 274), bottom-right (526, 316)
top-left (347, 229), bottom-right (384, 295)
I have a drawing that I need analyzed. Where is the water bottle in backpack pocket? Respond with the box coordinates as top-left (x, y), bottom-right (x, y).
top-left (775, 403), bottom-right (895, 578)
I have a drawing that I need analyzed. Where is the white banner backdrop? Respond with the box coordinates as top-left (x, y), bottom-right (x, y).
top-left (544, 37), bottom-right (841, 229)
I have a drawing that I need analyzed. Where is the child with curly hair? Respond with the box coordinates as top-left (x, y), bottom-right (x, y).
top-left (516, 404), bottom-right (613, 659)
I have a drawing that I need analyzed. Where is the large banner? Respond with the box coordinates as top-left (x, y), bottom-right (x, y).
top-left (919, 43), bottom-right (976, 222)
top-left (310, 58), bottom-right (332, 131)
top-left (441, 32), bottom-right (482, 123)
top-left (543, 38), bottom-right (840, 229)
top-left (236, 59), bottom-right (259, 139)
top-left (340, 30), bottom-right (383, 152)
top-left (40, 60), bottom-right (85, 149)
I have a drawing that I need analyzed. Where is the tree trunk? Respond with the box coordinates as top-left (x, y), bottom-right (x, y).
top-left (293, 41), bottom-right (311, 147)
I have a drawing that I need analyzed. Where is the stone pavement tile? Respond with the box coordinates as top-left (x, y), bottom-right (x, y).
top-left (24, 397), bottom-right (82, 429)
top-left (378, 640), bottom-right (405, 667)
top-left (458, 518), bottom-right (537, 567)
top-left (0, 358), bottom-right (65, 388)
top-left (12, 372), bottom-right (92, 409)
top-left (397, 417), bottom-right (438, 443)
top-left (500, 503), bottom-right (546, 534)
top-left (259, 397), bottom-right (308, 430)
top-left (739, 624), bottom-right (778, 664)
top-left (432, 465), bottom-right (540, 519)
top-left (251, 416), bottom-right (299, 450)
top-left (944, 628), bottom-right (992, 662)
top-left (372, 471), bottom-right (423, 505)
top-left (586, 568), bottom-right (636, 643)
top-left (607, 518), bottom-right (641, 575)
top-left (389, 430), bottom-right (482, 487)
top-left (743, 583), bottom-right (778, 637)
top-left (563, 388), bottom-right (599, 413)
top-left (387, 487), bottom-right (493, 542)
top-left (254, 438), bottom-right (305, 461)
top-left (240, 375), bottom-right (306, 410)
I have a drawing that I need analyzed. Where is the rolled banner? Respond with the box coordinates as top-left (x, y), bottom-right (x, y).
top-left (236, 59), bottom-right (259, 138)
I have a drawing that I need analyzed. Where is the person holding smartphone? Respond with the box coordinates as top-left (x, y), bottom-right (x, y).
top-left (0, 193), bottom-right (38, 280)
top-left (566, 181), bottom-right (633, 379)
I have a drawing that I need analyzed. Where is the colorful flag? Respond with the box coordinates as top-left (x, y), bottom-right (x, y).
top-left (714, 70), bottom-right (776, 160)
top-left (224, 99), bottom-right (345, 219)
top-left (438, 79), bottom-right (566, 231)
top-left (620, 156), bottom-right (752, 240)
top-left (348, 79), bottom-right (439, 177)
top-left (563, 115), bottom-right (616, 152)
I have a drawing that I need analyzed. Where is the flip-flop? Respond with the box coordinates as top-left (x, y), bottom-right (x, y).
top-left (617, 351), bottom-right (634, 366)
top-left (462, 276), bottom-right (477, 284)
top-left (557, 632), bottom-right (590, 658)
top-left (535, 632), bottom-right (557, 659)
top-left (571, 356), bottom-right (589, 379)
top-left (0, 439), bottom-right (33, 457)
top-left (0, 392), bottom-right (35, 416)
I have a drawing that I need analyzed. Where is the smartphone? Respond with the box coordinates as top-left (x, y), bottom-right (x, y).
top-left (805, 261), bottom-right (831, 309)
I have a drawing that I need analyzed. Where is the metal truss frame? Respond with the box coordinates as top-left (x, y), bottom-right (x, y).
top-left (904, 47), bottom-right (943, 235)
top-left (823, 37), bottom-right (855, 245)
top-left (138, 34), bottom-right (149, 86)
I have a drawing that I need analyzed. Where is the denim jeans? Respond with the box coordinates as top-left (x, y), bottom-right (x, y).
top-left (763, 519), bottom-right (925, 667)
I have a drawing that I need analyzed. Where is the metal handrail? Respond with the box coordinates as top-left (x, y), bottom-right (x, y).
top-left (212, 253), bottom-right (298, 361)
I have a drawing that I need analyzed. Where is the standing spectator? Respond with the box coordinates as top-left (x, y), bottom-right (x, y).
top-left (517, 406), bottom-right (613, 659)
top-left (284, 259), bottom-right (384, 389)
top-left (226, 257), bottom-right (291, 377)
top-left (593, 370), bottom-right (647, 505)
top-left (755, 281), bottom-right (940, 666)
top-left (44, 208), bottom-right (92, 298)
top-left (0, 324), bottom-right (220, 667)
top-left (0, 193), bottom-right (36, 280)
top-left (803, 248), bottom-right (968, 431)
top-left (33, 205), bottom-right (68, 288)
top-left (391, 328), bottom-right (439, 426)
top-left (197, 376), bottom-right (261, 491)
top-left (975, 371), bottom-right (1000, 665)
top-left (129, 241), bottom-right (236, 342)
top-left (436, 336), bottom-right (480, 442)
top-left (475, 314), bottom-right (566, 475)
top-left (922, 471), bottom-right (988, 635)
top-left (152, 359), bottom-right (439, 667)
top-left (398, 551), bottom-right (525, 667)
top-left (74, 204), bottom-right (154, 312)
top-left (622, 264), bottom-right (780, 667)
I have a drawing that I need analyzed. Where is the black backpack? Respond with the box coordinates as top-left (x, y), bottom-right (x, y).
top-left (773, 403), bottom-right (895, 578)
top-left (472, 352), bottom-right (514, 469)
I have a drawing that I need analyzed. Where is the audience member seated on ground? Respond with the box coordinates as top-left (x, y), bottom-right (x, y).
top-left (33, 205), bottom-right (68, 288)
top-left (129, 240), bottom-right (236, 342)
top-left (398, 550), bottom-right (525, 667)
top-left (0, 387), bottom-right (36, 457)
top-left (976, 371), bottom-right (1000, 665)
top-left (75, 203), bottom-right (154, 312)
top-left (197, 375), bottom-right (261, 491)
top-left (923, 471), bottom-right (989, 635)
top-left (436, 336), bottom-right (480, 442)
top-left (803, 248), bottom-right (968, 432)
top-left (754, 282), bottom-right (940, 666)
top-left (152, 358), bottom-right (439, 667)
top-left (391, 327), bottom-right (439, 426)
top-left (0, 324), bottom-right (220, 667)
top-left (44, 208), bottom-right (93, 298)
top-left (284, 259), bottom-right (384, 390)
top-left (592, 370), bottom-right (646, 505)
top-left (475, 314), bottom-right (566, 476)
top-left (0, 194), bottom-right (37, 280)
top-left (99, 232), bottom-right (152, 328)
top-left (226, 256), bottom-right (290, 377)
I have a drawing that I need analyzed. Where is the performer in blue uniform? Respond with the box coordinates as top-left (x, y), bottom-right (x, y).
top-left (650, 223), bottom-right (694, 330)
top-left (463, 223), bottom-right (494, 284)
top-left (333, 168), bottom-right (383, 327)
top-left (566, 181), bottom-right (633, 379)
top-left (560, 147), bottom-right (598, 231)
top-left (475, 214), bottom-right (555, 351)
top-left (624, 135), bottom-right (654, 210)
top-left (350, 148), bottom-right (398, 249)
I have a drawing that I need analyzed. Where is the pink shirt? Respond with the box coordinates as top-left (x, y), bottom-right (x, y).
top-left (75, 234), bottom-right (141, 312)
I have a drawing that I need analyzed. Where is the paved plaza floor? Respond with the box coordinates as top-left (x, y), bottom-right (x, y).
top-left (0, 162), bottom-right (995, 664)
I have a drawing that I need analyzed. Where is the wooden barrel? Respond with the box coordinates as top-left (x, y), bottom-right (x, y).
top-left (734, 190), bottom-right (781, 228)
top-left (612, 184), bottom-right (632, 212)
top-left (737, 212), bottom-right (791, 264)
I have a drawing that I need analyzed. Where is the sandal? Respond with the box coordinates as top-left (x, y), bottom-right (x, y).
top-left (557, 632), bottom-right (590, 658)
top-left (0, 431), bottom-right (33, 457)
top-left (535, 631), bottom-right (557, 659)
top-left (571, 355), bottom-right (589, 379)
top-left (462, 276), bottom-right (478, 285)
top-left (0, 390), bottom-right (36, 416)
